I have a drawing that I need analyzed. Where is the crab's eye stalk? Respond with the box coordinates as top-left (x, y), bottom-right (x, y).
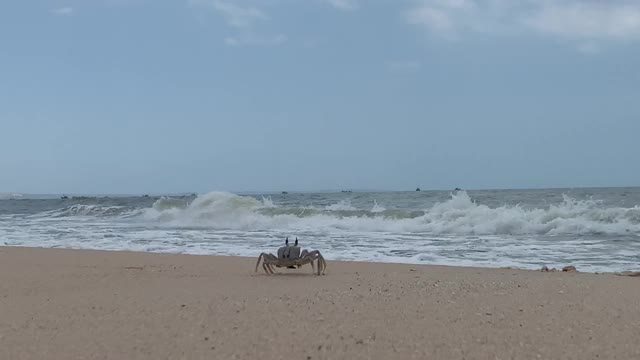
top-left (285, 237), bottom-right (288, 245)
top-left (295, 238), bottom-right (298, 246)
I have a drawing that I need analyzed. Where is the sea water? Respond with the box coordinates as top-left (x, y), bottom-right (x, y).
top-left (1, 188), bottom-right (639, 272)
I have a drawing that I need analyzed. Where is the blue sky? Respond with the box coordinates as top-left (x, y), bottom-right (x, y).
top-left (1, 0), bottom-right (639, 194)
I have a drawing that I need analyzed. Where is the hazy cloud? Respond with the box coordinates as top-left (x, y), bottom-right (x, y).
top-left (524, 1), bottom-right (640, 40)
top-left (190, 0), bottom-right (268, 28)
top-left (405, 0), bottom-right (640, 50)
top-left (406, 6), bottom-right (454, 33)
top-left (190, 0), bottom-right (287, 47)
top-left (224, 33), bottom-right (287, 47)
top-left (52, 7), bottom-right (74, 16)
top-left (323, 0), bottom-right (359, 11)
top-left (577, 42), bottom-right (601, 54)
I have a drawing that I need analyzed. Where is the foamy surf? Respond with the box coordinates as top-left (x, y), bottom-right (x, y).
top-left (133, 191), bottom-right (640, 236)
top-left (1, 188), bottom-right (639, 272)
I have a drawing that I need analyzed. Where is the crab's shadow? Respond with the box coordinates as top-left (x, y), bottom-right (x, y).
top-left (251, 272), bottom-right (324, 277)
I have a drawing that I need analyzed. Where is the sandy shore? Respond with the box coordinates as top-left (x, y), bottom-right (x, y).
top-left (1, 247), bottom-right (639, 359)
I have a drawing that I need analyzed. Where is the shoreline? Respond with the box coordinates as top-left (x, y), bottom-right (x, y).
top-left (3, 244), bottom-right (637, 275)
top-left (2, 246), bottom-right (640, 359)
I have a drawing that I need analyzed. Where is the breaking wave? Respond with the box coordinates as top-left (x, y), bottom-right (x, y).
top-left (7, 189), bottom-right (639, 273)
top-left (23, 191), bottom-right (640, 236)
top-left (134, 191), bottom-right (640, 236)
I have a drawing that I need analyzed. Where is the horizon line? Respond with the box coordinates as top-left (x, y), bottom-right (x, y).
top-left (2, 184), bottom-right (639, 197)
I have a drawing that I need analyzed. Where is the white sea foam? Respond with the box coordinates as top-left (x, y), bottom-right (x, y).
top-left (132, 191), bottom-right (640, 236)
top-left (325, 199), bottom-right (357, 211)
top-left (34, 204), bottom-right (141, 218)
top-left (3, 190), bottom-right (639, 272)
top-left (17, 190), bottom-right (640, 237)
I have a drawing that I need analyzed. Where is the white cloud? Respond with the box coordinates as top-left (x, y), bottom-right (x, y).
top-left (52, 7), bottom-right (74, 16)
top-left (524, 1), bottom-right (640, 40)
top-left (406, 6), bottom-right (455, 34)
top-left (405, 0), bottom-right (640, 50)
top-left (405, 0), bottom-right (511, 38)
top-left (324, 0), bottom-right (359, 11)
top-left (190, 0), bottom-right (268, 28)
top-left (190, 0), bottom-right (287, 47)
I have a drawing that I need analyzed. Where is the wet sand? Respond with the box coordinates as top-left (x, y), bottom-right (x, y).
top-left (1, 247), bottom-right (639, 359)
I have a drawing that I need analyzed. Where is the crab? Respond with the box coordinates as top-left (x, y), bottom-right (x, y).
top-left (255, 237), bottom-right (327, 275)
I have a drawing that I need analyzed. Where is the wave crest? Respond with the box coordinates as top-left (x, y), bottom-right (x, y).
top-left (25, 191), bottom-right (640, 236)
top-left (138, 191), bottom-right (640, 236)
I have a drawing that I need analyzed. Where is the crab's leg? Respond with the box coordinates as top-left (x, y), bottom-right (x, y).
top-left (266, 263), bottom-right (276, 274)
top-left (257, 253), bottom-right (281, 274)
top-left (255, 253), bottom-right (266, 273)
top-left (307, 250), bottom-right (326, 275)
top-left (318, 254), bottom-right (327, 274)
top-left (263, 263), bottom-right (273, 274)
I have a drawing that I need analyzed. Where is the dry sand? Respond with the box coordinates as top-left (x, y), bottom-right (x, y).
top-left (1, 247), bottom-right (639, 360)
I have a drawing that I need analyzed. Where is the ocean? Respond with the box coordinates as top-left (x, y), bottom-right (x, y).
top-left (1, 188), bottom-right (639, 273)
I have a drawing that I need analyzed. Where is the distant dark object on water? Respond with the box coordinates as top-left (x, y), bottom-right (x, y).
top-left (281, 191), bottom-right (288, 194)
top-left (416, 188), bottom-right (420, 192)
top-left (60, 195), bottom-right (69, 199)
top-left (454, 187), bottom-right (462, 191)
top-left (142, 194), bottom-right (150, 198)
top-left (341, 190), bottom-right (352, 193)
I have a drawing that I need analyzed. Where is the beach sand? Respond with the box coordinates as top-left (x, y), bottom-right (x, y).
top-left (1, 247), bottom-right (639, 359)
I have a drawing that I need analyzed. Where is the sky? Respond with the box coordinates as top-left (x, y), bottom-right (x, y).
top-left (1, 0), bottom-right (639, 194)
